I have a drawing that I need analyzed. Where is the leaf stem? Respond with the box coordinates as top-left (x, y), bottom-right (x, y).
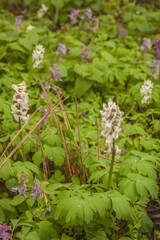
top-left (107, 140), bottom-right (116, 190)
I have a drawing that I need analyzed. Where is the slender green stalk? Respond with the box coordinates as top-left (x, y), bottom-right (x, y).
top-left (18, 119), bottom-right (26, 161)
top-left (107, 140), bottom-right (116, 191)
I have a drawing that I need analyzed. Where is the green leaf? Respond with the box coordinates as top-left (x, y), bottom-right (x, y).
top-left (25, 231), bottom-right (41, 240)
top-left (11, 196), bottom-right (25, 206)
top-left (0, 207), bottom-right (5, 222)
top-left (37, 221), bottom-right (58, 240)
top-left (75, 77), bottom-right (92, 97)
top-left (101, 51), bottom-right (117, 64)
top-left (0, 199), bottom-right (16, 212)
top-left (45, 146), bottom-right (65, 166)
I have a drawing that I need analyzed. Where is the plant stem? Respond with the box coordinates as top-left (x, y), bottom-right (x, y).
top-left (18, 119), bottom-right (26, 161)
top-left (107, 140), bottom-right (116, 191)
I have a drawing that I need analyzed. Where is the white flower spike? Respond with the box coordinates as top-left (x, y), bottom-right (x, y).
top-left (11, 81), bottom-right (29, 122)
top-left (100, 98), bottom-right (123, 159)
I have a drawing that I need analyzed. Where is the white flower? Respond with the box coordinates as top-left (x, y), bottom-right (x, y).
top-left (32, 44), bottom-right (45, 69)
top-left (140, 80), bottom-right (153, 104)
top-left (11, 81), bottom-right (29, 122)
top-left (56, 43), bottom-right (67, 57)
top-left (38, 4), bottom-right (48, 18)
top-left (100, 98), bottom-right (123, 159)
top-left (26, 25), bottom-right (34, 32)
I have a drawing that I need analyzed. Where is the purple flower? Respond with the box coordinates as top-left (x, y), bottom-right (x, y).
top-left (150, 59), bottom-right (160, 79)
top-left (56, 43), bottom-right (67, 57)
top-left (41, 108), bottom-right (50, 127)
top-left (92, 16), bottom-right (99, 32)
top-left (12, 173), bottom-right (28, 198)
top-left (140, 38), bottom-right (152, 52)
top-left (82, 112), bottom-right (88, 118)
top-left (50, 64), bottom-right (63, 82)
top-left (154, 38), bottom-right (160, 60)
top-left (15, 15), bottom-right (24, 30)
top-left (0, 225), bottom-right (11, 240)
top-left (30, 178), bottom-right (44, 200)
top-left (68, 9), bottom-right (79, 25)
top-left (116, 23), bottom-right (127, 40)
top-left (81, 8), bottom-right (92, 21)
top-left (81, 47), bottom-right (90, 63)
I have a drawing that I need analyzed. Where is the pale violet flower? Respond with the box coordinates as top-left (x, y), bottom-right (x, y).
top-left (11, 81), bottom-right (29, 122)
top-left (56, 43), bottom-right (67, 57)
top-left (50, 64), bottom-right (63, 82)
top-left (140, 38), bottom-right (152, 52)
top-left (30, 178), bottom-right (44, 200)
top-left (38, 4), bottom-right (48, 18)
top-left (26, 25), bottom-right (34, 32)
top-left (140, 80), bottom-right (153, 104)
top-left (32, 44), bottom-right (45, 69)
top-left (68, 9), bottom-right (79, 25)
top-left (100, 99), bottom-right (123, 159)
top-left (0, 225), bottom-right (11, 240)
top-left (150, 59), bottom-right (160, 79)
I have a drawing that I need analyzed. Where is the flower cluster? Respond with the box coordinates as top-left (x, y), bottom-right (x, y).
top-left (116, 23), bottom-right (127, 40)
top-left (140, 38), bottom-right (152, 52)
top-left (15, 15), bottom-right (24, 30)
top-left (150, 38), bottom-right (160, 79)
top-left (81, 8), bottom-right (99, 31)
top-left (140, 80), bottom-right (153, 104)
top-left (12, 173), bottom-right (28, 198)
top-left (38, 4), bottom-right (48, 18)
top-left (81, 46), bottom-right (90, 63)
top-left (26, 24), bottom-right (34, 32)
top-left (56, 43), bottom-right (67, 60)
top-left (50, 64), bottom-right (63, 82)
top-left (0, 225), bottom-right (11, 240)
top-left (11, 81), bottom-right (29, 123)
top-left (154, 38), bottom-right (160, 60)
top-left (68, 8), bottom-right (99, 31)
top-left (100, 99), bottom-right (123, 159)
top-left (30, 178), bottom-right (44, 200)
top-left (150, 59), bottom-right (159, 79)
top-left (32, 44), bottom-right (45, 69)
top-left (68, 9), bottom-right (80, 25)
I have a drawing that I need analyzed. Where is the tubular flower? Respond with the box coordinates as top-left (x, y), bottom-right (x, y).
top-left (56, 43), bottom-right (67, 57)
top-left (38, 4), bottom-right (48, 18)
top-left (11, 81), bottom-right (29, 123)
top-left (140, 38), bottom-right (152, 52)
top-left (0, 225), bottom-right (11, 240)
top-left (68, 9), bottom-right (79, 25)
top-left (12, 173), bottom-right (28, 198)
top-left (30, 178), bottom-right (44, 200)
top-left (32, 44), bottom-right (45, 69)
top-left (140, 80), bottom-right (153, 104)
top-left (100, 99), bottom-right (123, 159)
top-left (26, 24), bottom-right (34, 32)
top-left (150, 59), bottom-right (160, 79)
top-left (50, 64), bottom-right (63, 82)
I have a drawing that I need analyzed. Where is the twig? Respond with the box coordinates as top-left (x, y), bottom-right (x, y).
top-left (53, 7), bottom-right (59, 30)
top-left (0, 108), bottom-right (40, 162)
top-left (74, 93), bottom-right (86, 183)
top-left (37, 73), bottom-right (72, 178)
top-left (33, 133), bottom-right (48, 181)
top-left (107, 140), bottom-right (116, 190)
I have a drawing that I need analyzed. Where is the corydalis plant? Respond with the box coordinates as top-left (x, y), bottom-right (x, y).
top-left (30, 178), bottom-right (44, 200)
top-left (150, 59), bottom-right (159, 79)
top-left (116, 23), bottom-right (127, 40)
top-left (15, 15), bottom-right (24, 30)
top-left (38, 3), bottom-right (48, 18)
top-left (68, 9), bottom-right (79, 25)
top-left (100, 98), bottom-right (123, 159)
top-left (32, 45), bottom-right (45, 69)
top-left (50, 64), bottom-right (63, 82)
top-left (140, 38), bottom-right (152, 55)
top-left (140, 80), bottom-right (153, 104)
top-left (81, 46), bottom-right (90, 63)
top-left (12, 173), bottom-right (28, 198)
top-left (11, 81), bottom-right (29, 123)
top-left (0, 225), bottom-right (11, 240)
top-left (56, 43), bottom-right (67, 61)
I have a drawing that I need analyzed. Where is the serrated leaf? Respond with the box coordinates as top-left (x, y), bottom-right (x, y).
top-left (45, 146), bottom-right (65, 166)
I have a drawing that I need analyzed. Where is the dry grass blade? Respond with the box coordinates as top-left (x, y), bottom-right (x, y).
top-left (33, 133), bottom-right (48, 181)
top-left (0, 108), bottom-right (40, 162)
top-left (37, 73), bottom-right (72, 178)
